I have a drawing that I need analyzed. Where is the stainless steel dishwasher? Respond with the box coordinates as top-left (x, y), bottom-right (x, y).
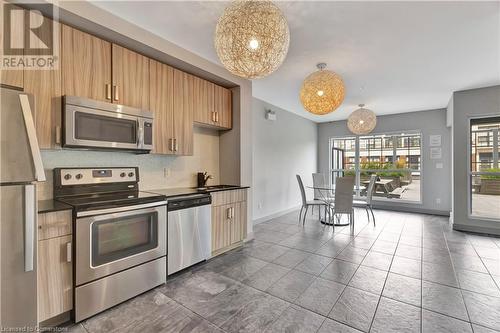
top-left (167, 194), bottom-right (212, 275)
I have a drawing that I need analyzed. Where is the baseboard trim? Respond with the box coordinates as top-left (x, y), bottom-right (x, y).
top-left (452, 223), bottom-right (500, 237)
top-left (370, 205), bottom-right (450, 217)
top-left (253, 205), bottom-right (301, 225)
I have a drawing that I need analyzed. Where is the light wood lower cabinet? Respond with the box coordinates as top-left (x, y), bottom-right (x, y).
top-left (38, 235), bottom-right (72, 323)
top-left (211, 189), bottom-right (247, 256)
top-left (37, 211), bottom-right (73, 323)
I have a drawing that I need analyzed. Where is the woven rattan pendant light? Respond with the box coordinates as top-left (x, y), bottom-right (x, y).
top-left (347, 104), bottom-right (377, 135)
top-left (214, 0), bottom-right (290, 79)
top-left (300, 63), bottom-right (345, 115)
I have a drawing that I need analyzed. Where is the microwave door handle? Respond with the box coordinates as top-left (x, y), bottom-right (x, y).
top-left (19, 94), bottom-right (46, 182)
top-left (138, 121), bottom-right (144, 148)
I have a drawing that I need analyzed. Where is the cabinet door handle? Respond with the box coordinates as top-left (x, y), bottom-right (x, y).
top-left (227, 207), bottom-right (232, 219)
top-left (66, 242), bottom-right (72, 263)
top-left (169, 138), bottom-right (174, 152)
top-left (174, 138), bottom-right (178, 152)
top-left (215, 111), bottom-right (219, 123)
top-left (211, 111), bottom-right (215, 122)
top-left (113, 85), bottom-right (119, 101)
top-left (106, 84), bottom-right (112, 100)
top-left (55, 125), bottom-right (61, 144)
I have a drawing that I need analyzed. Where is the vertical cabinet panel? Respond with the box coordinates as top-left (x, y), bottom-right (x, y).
top-left (38, 235), bottom-right (72, 322)
top-left (0, 2), bottom-right (24, 88)
top-left (221, 88), bottom-right (232, 129)
top-left (24, 15), bottom-right (61, 149)
top-left (112, 44), bottom-right (149, 110)
top-left (149, 60), bottom-right (174, 154)
top-left (61, 25), bottom-right (111, 102)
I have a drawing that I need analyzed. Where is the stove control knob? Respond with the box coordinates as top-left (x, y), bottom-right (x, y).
top-left (120, 172), bottom-right (126, 178)
top-left (128, 172), bottom-right (134, 178)
top-left (64, 174), bottom-right (72, 180)
top-left (75, 173), bottom-right (83, 180)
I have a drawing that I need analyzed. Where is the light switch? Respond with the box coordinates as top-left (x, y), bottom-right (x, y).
top-left (436, 163), bottom-right (443, 169)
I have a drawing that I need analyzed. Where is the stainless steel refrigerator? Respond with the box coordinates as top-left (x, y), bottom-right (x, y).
top-left (1, 87), bottom-right (45, 328)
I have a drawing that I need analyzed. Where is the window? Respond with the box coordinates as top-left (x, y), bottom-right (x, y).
top-left (469, 117), bottom-right (500, 220)
top-left (330, 131), bottom-right (422, 203)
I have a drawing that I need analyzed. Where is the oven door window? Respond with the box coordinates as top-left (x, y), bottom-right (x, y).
top-left (91, 212), bottom-right (158, 267)
top-left (75, 111), bottom-right (137, 144)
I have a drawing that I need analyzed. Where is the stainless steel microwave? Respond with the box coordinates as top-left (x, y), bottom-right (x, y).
top-left (63, 96), bottom-right (153, 153)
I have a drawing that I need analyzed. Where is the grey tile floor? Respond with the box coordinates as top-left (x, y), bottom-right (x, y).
top-left (69, 209), bottom-right (500, 333)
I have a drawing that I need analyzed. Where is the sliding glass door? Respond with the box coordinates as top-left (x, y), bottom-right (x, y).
top-left (469, 117), bottom-right (500, 220)
top-left (330, 131), bottom-right (422, 203)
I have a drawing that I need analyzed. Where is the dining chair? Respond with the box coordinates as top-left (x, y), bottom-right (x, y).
top-left (353, 174), bottom-right (377, 225)
top-left (330, 176), bottom-right (355, 233)
top-left (296, 174), bottom-right (326, 225)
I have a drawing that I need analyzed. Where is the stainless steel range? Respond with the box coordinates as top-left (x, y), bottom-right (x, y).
top-left (53, 167), bottom-right (167, 322)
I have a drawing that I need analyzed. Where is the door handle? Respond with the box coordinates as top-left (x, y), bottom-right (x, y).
top-left (66, 242), bottom-right (72, 262)
top-left (227, 207), bottom-right (231, 219)
top-left (55, 125), bottom-right (61, 145)
top-left (211, 111), bottom-right (216, 122)
top-left (24, 185), bottom-right (36, 272)
top-left (215, 111), bottom-right (219, 123)
top-left (113, 85), bottom-right (119, 101)
top-left (169, 138), bottom-right (174, 152)
top-left (106, 84), bottom-right (112, 100)
top-left (174, 138), bottom-right (178, 152)
top-left (138, 126), bottom-right (144, 148)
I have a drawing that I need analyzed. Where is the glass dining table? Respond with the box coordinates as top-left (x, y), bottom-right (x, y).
top-left (306, 184), bottom-right (364, 226)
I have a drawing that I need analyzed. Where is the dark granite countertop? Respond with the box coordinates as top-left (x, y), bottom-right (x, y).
top-left (38, 199), bottom-right (72, 214)
top-left (145, 185), bottom-right (250, 199)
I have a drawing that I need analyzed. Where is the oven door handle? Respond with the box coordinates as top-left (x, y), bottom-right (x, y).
top-left (76, 200), bottom-right (168, 218)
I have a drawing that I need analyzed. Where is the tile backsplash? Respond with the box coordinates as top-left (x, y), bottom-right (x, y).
top-left (38, 127), bottom-right (220, 199)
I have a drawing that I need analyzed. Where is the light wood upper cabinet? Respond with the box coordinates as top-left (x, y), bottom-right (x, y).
top-left (38, 235), bottom-right (73, 322)
top-left (193, 76), bottom-right (210, 125)
top-left (150, 61), bottom-right (193, 155)
top-left (193, 79), bottom-right (232, 130)
top-left (0, 1), bottom-right (24, 88)
top-left (112, 44), bottom-right (149, 109)
top-left (149, 59), bottom-right (174, 154)
top-left (173, 69), bottom-right (194, 155)
top-left (24, 15), bottom-right (61, 149)
top-left (61, 24), bottom-right (112, 102)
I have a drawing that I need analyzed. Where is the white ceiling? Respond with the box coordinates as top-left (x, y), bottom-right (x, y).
top-left (92, 1), bottom-right (500, 122)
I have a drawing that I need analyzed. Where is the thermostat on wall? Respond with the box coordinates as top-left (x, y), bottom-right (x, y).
top-left (265, 110), bottom-right (276, 121)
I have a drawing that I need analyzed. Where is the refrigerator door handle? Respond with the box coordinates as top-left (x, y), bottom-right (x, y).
top-left (19, 94), bottom-right (46, 182)
top-left (24, 184), bottom-right (36, 272)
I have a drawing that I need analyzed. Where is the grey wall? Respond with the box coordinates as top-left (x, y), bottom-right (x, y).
top-left (452, 85), bottom-right (500, 234)
top-left (318, 109), bottom-right (451, 214)
top-left (252, 98), bottom-right (318, 223)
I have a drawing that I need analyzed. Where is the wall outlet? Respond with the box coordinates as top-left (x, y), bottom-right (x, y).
top-left (258, 202), bottom-right (263, 210)
top-left (163, 168), bottom-right (171, 178)
top-left (436, 198), bottom-right (441, 205)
